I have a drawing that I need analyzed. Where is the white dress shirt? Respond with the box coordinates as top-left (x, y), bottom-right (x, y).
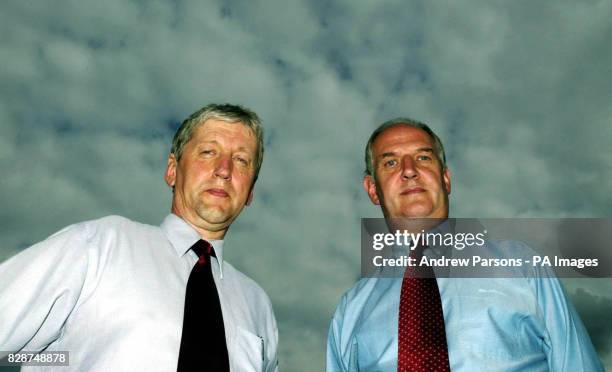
top-left (0, 214), bottom-right (279, 372)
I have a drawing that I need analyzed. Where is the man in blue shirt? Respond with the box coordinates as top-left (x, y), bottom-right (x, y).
top-left (326, 118), bottom-right (603, 371)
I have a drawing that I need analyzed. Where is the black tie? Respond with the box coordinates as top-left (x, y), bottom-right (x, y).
top-left (177, 240), bottom-right (230, 371)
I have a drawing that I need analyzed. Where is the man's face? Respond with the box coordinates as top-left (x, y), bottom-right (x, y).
top-left (165, 119), bottom-right (257, 238)
top-left (364, 125), bottom-right (451, 220)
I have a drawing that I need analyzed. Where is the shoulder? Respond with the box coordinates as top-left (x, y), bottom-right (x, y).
top-left (474, 239), bottom-right (540, 277)
top-left (342, 277), bottom-right (379, 303)
top-left (80, 215), bottom-right (158, 235)
top-left (70, 215), bottom-right (163, 244)
top-left (333, 276), bottom-right (396, 318)
top-left (45, 215), bottom-right (164, 260)
top-left (484, 239), bottom-right (538, 256)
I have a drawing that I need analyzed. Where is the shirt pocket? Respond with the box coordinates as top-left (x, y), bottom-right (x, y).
top-left (351, 336), bottom-right (395, 372)
top-left (232, 326), bottom-right (264, 372)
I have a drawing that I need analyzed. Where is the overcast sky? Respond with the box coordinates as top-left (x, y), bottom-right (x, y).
top-left (1, 0), bottom-right (611, 370)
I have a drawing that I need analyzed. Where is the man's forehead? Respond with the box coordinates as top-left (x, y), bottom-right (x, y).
top-left (372, 125), bottom-right (434, 153)
top-left (198, 118), bottom-right (252, 133)
top-left (193, 119), bottom-right (256, 144)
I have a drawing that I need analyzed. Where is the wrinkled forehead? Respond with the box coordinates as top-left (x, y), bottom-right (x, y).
top-left (372, 124), bottom-right (434, 154)
top-left (195, 119), bottom-right (256, 143)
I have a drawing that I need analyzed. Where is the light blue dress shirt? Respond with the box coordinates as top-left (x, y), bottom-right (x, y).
top-left (327, 239), bottom-right (603, 371)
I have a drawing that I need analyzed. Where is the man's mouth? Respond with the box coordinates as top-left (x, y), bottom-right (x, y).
top-left (401, 187), bottom-right (425, 195)
top-left (206, 188), bottom-right (229, 197)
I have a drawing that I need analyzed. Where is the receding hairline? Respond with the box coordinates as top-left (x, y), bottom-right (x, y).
top-left (181, 116), bottom-right (259, 148)
top-left (193, 117), bottom-right (259, 135)
top-left (370, 124), bottom-right (438, 155)
top-left (364, 118), bottom-right (447, 178)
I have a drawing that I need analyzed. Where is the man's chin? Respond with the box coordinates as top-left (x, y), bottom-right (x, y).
top-left (396, 204), bottom-right (434, 218)
top-left (195, 207), bottom-right (233, 224)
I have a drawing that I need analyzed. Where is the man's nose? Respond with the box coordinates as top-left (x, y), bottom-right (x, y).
top-left (214, 155), bottom-right (232, 180)
top-left (401, 156), bottom-right (418, 179)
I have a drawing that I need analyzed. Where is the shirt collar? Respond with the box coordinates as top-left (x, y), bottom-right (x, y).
top-left (160, 214), bottom-right (225, 278)
top-left (391, 218), bottom-right (454, 254)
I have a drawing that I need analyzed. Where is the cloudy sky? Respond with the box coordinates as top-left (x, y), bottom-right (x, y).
top-left (1, 0), bottom-right (611, 370)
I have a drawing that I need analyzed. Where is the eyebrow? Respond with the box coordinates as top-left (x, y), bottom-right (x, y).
top-left (378, 147), bottom-right (434, 159)
top-left (415, 147), bottom-right (434, 153)
top-left (379, 152), bottom-right (397, 159)
top-left (199, 140), bottom-right (219, 146)
top-left (199, 141), bottom-right (253, 155)
top-left (235, 146), bottom-right (252, 153)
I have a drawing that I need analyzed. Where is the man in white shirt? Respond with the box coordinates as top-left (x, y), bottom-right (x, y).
top-left (0, 103), bottom-right (279, 371)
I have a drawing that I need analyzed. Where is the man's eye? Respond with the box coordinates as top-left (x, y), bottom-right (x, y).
top-left (417, 155), bottom-right (432, 161)
top-left (201, 150), bottom-right (215, 155)
top-left (234, 156), bottom-right (249, 165)
top-left (384, 159), bottom-right (398, 167)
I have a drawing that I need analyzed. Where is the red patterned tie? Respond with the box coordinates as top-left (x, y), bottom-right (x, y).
top-left (398, 245), bottom-right (450, 372)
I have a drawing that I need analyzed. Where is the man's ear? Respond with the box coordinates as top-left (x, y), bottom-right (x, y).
top-left (164, 154), bottom-right (177, 188)
top-left (363, 175), bottom-right (381, 205)
top-left (443, 168), bottom-right (451, 195)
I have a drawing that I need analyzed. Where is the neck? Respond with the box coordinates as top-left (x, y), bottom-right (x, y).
top-left (386, 217), bottom-right (447, 234)
top-left (171, 208), bottom-right (228, 241)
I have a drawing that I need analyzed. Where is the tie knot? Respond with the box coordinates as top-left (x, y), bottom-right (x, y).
top-left (191, 240), bottom-right (215, 265)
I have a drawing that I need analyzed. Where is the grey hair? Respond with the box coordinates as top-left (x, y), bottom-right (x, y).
top-left (364, 117), bottom-right (446, 179)
top-left (171, 103), bottom-right (264, 181)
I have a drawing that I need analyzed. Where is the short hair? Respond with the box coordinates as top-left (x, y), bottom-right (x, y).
top-left (171, 103), bottom-right (264, 181)
top-left (364, 117), bottom-right (446, 179)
